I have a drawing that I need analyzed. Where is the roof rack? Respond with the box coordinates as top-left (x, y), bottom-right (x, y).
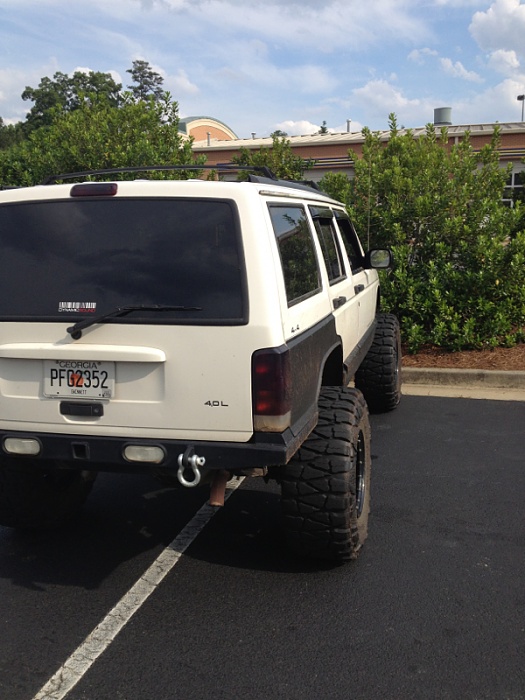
top-left (211, 163), bottom-right (323, 195)
top-left (245, 174), bottom-right (323, 195)
top-left (41, 164), bottom-right (278, 185)
top-left (40, 164), bottom-right (327, 197)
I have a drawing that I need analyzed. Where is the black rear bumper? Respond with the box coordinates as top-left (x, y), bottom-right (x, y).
top-left (0, 416), bottom-right (317, 475)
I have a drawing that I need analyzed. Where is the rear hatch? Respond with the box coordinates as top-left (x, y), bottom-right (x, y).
top-left (0, 185), bottom-right (261, 441)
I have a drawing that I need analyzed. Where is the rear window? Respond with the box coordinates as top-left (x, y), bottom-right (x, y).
top-left (0, 198), bottom-right (247, 324)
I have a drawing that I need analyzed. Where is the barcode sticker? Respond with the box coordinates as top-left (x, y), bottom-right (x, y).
top-left (58, 302), bottom-right (97, 313)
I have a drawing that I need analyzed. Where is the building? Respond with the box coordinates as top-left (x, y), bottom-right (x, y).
top-left (179, 116), bottom-right (238, 144)
top-left (190, 110), bottom-right (525, 203)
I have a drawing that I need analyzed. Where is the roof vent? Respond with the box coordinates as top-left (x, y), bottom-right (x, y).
top-left (434, 107), bottom-right (452, 126)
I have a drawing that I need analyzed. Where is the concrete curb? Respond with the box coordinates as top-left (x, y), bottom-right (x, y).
top-left (402, 367), bottom-right (525, 389)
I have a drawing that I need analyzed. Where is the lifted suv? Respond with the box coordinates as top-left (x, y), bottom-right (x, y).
top-left (0, 167), bottom-right (401, 563)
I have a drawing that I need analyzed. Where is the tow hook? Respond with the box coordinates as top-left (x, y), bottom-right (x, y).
top-left (177, 446), bottom-right (205, 487)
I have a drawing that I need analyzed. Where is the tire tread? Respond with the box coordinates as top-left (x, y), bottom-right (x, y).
top-left (281, 387), bottom-right (371, 564)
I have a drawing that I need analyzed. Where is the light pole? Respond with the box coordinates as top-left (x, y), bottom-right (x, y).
top-left (518, 94), bottom-right (525, 122)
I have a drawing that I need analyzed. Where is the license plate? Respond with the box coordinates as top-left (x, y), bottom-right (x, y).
top-left (44, 360), bottom-right (115, 399)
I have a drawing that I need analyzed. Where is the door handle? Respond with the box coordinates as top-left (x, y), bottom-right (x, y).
top-left (333, 296), bottom-right (347, 309)
top-left (354, 284), bottom-right (365, 294)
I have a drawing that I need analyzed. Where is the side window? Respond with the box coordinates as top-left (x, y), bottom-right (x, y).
top-left (309, 207), bottom-right (345, 284)
top-left (269, 205), bottom-right (321, 305)
top-left (335, 213), bottom-right (365, 273)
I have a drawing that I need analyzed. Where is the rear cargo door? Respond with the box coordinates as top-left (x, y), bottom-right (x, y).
top-left (0, 195), bottom-right (255, 440)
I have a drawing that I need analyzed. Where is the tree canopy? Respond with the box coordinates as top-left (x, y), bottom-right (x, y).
top-left (21, 70), bottom-right (122, 133)
top-left (232, 134), bottom-right (312, 181)
top-left (1, 60), bottom-right (167, 142)
top-left (0, 62), bottom-right (204, 186)
top-left (126, 59), bottom-right (165, 101)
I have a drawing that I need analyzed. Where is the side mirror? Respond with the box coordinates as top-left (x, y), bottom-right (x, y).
top-left (364, 248), bottom-right (393, 269)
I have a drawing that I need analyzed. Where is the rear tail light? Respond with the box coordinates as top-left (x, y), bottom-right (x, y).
top-left (252, 347), bottom-right (291, 432)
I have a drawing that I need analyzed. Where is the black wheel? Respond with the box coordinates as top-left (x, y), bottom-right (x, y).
top-left (280, 387), bottom-right (371, 564)
top-left (0, 459), bottom-right (96, 530)
top-left (355, 313), bottom-right (401, 413)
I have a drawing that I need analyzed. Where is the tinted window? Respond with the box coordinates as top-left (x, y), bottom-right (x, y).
top-left (309, 207), bottom-right (345, 283)
top-left (0, 198), bottom-right (246, 324)
top-left (269, 205), bottom-right (321, 305)
top-left (334, 212), bottom-right (364, 272)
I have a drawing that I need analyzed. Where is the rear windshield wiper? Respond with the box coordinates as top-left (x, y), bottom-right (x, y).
top-left (67, 304), bottom-right (203, 339)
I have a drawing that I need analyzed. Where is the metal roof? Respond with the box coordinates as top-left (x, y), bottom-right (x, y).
top-left (179, 116), bottom-right (238, 139)
top-left (192, 122), bottom-right (525, 151)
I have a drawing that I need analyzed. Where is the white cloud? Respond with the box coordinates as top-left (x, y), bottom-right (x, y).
top-left (135, 0), bottom-right (431, 53)
top-left (279, 66), bottom-right (339, 95)
top-left (208, 43), bottom-right (340, 96)
top-left (166, 69), bottom-right (199, 95)
top-left (408, 48), bottom-right (438, 65)
top-left (433, 0), bottom-right (485, 6)
top-left (148, 0), bottom-right (187, 8)
top-left (409, 48), bottom-right (484, 85)
top-left (108, 70), bottom-right (123, 85)
top-left (451, 77), bottom-right (525, 122)
top-left (73, 66), bottom-right (92, 75)
top-left (440, 57), bottom-right (484, 82)
top-left (487, 48), bottom-right (520, 73)
top-left (0, 62), bottom-right (59, 120)
top-left (273, 120), bottom-right (321, 136)
top-left (353, 79), bottom-right (422, 112)
top-left (350, 74), bottom-right (525, 128)
top-left (1, 0), bottom-right (523, 136)
top-left (272, 117), bottom-right (365, 136)
top-left (470, 0), bottom-right (525, 55)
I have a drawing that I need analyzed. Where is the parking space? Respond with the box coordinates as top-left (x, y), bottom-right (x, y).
top-left (1, 395), bottom-right (524, 700)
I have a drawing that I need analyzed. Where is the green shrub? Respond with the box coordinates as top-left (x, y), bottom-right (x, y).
top-left (321, 115), bottom-right (525, 351)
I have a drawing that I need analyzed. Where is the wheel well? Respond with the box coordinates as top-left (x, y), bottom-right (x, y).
top-left (321, 344), bottom-right (344, 386)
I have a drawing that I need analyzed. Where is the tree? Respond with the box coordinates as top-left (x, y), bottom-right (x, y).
top-left (21, 70), bottom-right (122, 132)
top-left (317, 171), bottom-right (352, 205)
top-left (126, 60), bottom-right (165, 102)
top-left (320, 114), bottom-right (525, 351)
top-left (232, 134), bottom-right (312, 180)
top-left (0, 118), bottom-right (25, 150)
top-left (0, 93), bottom-right (204, 187)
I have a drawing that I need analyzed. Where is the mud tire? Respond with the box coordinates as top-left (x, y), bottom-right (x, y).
top-left (355, 313), bottom-right (401, 413)
top-left (280, 387), bottom-right (371, 564)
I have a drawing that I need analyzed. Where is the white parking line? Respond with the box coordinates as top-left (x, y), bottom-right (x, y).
top-left (32, 477), bottom-right (245, 700)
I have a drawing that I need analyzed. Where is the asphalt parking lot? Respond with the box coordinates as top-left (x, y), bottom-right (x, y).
top-left (1, 386), bottom-right (524, 700)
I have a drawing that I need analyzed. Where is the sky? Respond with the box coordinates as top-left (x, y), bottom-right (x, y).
top-left (1, 0), bottom-right (525, 139)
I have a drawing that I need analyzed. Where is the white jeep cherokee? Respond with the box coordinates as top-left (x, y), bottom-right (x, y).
top-left (0, 167), bottom-right (401, 563)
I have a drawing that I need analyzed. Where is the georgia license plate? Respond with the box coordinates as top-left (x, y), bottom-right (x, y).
top-left (43, 360), bottom-right (115, 399)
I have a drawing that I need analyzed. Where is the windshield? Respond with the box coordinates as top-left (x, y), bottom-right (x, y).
top-left (0, 197), bottom-right (247, 324)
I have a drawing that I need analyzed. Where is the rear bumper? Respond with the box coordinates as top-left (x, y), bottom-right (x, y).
top-left (0, 416), bottom-right (317, 475)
